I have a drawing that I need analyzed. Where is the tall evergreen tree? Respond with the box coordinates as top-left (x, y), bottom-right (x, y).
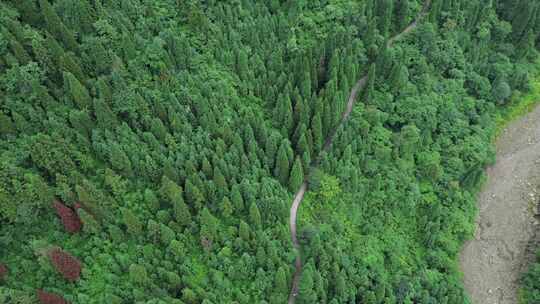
top-left (311, 113), bottom-right (323, 154)
top-left (63, 72), bottom-right (91, 109)
top-left (364, 64), bottom-right (377, 102)
top-left (39, 0), bottom-right (78, 52)
top-left (298, 263), bottom-right (317, 303)
top-left (274, 141), bottom-right (290, 185)
top-left (249, 202), bottom-right (262, 230)
top-left (396, 0), bottom-right (410, 32)
top-left (289, 157), bottom-right (304, 192)
top-left (378, 0), bottom-right (394, 37)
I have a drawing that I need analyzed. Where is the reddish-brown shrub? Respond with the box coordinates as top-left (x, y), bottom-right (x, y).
top-left (0, 263), bottom-right (7, 280)
top-left (48, 248), bottom-right (82, 282)
top-left (37, 290), bottom-right (69, 304)
top-left (53, 200), bottom-right (82, 233)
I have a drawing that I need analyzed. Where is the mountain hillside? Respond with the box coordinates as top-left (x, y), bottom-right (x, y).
top-left (1, 0), bottom-right (540, 303)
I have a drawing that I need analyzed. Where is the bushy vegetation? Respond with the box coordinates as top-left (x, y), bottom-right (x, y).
top-left (521, 250), bottom-right (540, 304)
top-left (0, 0), bottom-right (539, 303)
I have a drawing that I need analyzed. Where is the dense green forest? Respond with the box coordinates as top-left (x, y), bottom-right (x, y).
top-left (1, 0), bottom-right (540, 303)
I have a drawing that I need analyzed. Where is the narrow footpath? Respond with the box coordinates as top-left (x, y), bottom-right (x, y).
top-left (287, 2), bottom-right (431, 303)
top-left (459, 105), bottom-right (540, 304)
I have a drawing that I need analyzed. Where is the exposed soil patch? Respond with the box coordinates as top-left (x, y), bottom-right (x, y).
top-left (459, 105), bottom-right (540, 304)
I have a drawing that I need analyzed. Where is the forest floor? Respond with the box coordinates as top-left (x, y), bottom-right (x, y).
top-left (459, 104), bottom-right (540, 304)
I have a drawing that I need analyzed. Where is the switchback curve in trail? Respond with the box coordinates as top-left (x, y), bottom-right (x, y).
top-left (459, 105), bottom-right (540, 304)
top-left (287, 2), bottom-right (431, 303)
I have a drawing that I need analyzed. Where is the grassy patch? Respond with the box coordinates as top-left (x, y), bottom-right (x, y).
top-left (494, 60), bottom-right (540, 136)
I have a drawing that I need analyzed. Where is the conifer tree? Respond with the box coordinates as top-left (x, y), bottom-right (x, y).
top-left (231, 185), bottom-right (245, 212)
top-left (77, 208), bottom-right (100, 235)
top-left (378, 0), bottom-right (394, 37)
top-left (143, 189), bottom-right (160, 212)
top-left (289, 157), bottom-right (304, 192)
top-left (293, 123), bottom-right (307, 148)
top-left (274, 142), bottom-right (290, 185)
top-left (61, 52), bottom-right (86, 83)
top-left (298, 263), bottom-right (316, 303)
top-left (365, 64), bottom-right (377, 102)
top-left (202, 157), bottom-right (212, 179)
top-left (220, 196), bottom-right (233, 218)
top-left (275, 267), bottom-right (288, 294)
top-left (68, 110), bottom-right (93, 138)
top-left (249, 202), bottom-right (262, 230)
top-left (110, 144), bottom-right (133, 177)
top-left (63, 72), bottom-right (91, 109)
top-left (264, 132), bottom-right (279, 169)
top-left (185, 178), bottom-right (204, 210)
top-left (3, 30), bottom-right (31, 64)
top-left (396, 0), bottom-right (410, 34)
top-left (297, 133), bottom-right (310, 159)
top-left (322, 102), bottom-right (333, 137)
top-left (239, 220), bottom-right (250, 241)
top-left (160, 224), bottom-right (176, 244)
top-left (160, 176), bottom-right (182, 203)
top-left (200, 208), bottom-right (217, 243)
top-left (213, 166), bottom-right (228, 192)
top-left (300, 71), bottom-right (312, 99)
top-left (276, 93), bottom-right (293, 135)
top-left (39, 0), bottom-right (78, 52)
top-left (173, 198), bottom-right (191, 227)
top-left (12, 0), bottom-right (42, 26)
top-left (311, 113), bottom-right (323, 154)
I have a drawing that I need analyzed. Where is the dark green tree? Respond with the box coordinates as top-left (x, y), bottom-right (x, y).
top-left (275, 141), bottom-right (291, 185)
top-left (288, 157), bottom-right (304, 192)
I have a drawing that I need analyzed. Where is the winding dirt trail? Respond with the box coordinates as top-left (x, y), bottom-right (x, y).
top-left (287, 3), bottom-right (431, 303)
top-left (459, 105), bottom-right (540, 304)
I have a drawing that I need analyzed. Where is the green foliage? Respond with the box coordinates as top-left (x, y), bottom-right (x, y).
top-left (275, 141), bottom-right (291, 185)
top-left (520, 250), bottom-right (540, 303)
top-left (123, 208), bottom-right (142, 235)
top-left (0, 0), bottom-right (539, 302)
top-left (289, 157), bottom-right (304, 192)
top-left (129, 264), bottom-right (148, 285)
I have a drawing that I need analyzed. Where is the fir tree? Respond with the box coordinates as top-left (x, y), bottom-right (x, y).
top-left (220, 196), bottom-right (233, 218)
top-left (311, 113), bottom-right (323, 154)
top-left (173, 198), bottom-right (191, 227)
top-left (274, 141), bottom-right (290, 185)
top-left (231, 185), bottom-right (245, 212)
top-left (288, 157), bottom-right (304, 192)
top-left (298, 263), bottom-right (316, 303)
top-left (276, 93), bottom-right (293, 136)
top-left (63, 72), bottom-right (91, 109)
top-left (39, 0), bottom-right (78, 52)
top-left (249, 202), bottom-right (262, 230)
top-left (213, 166), bottom-right (228, 192)
top-left (239, 220), bottom-right (250, 241)
top-left (275, 267), bottom-right (288, 294)
top-left (365, 64), bottom-right (377, 102)
top-left (185, 179), bottom-right (204, 209)
top-left (378, 0), bottom-right (394, 37)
